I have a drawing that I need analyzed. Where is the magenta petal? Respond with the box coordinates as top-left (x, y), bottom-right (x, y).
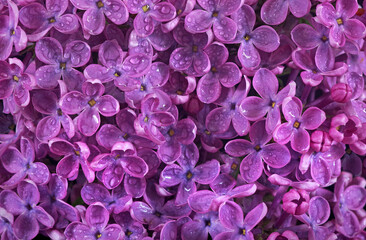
top-left (0, 190), bottom-right (26, 215)
top-left (225, 139), bottom-right (253, 157)
top-left (54, 14), bottom-right (79, 33)
top-left (120, 156), bottom-right (148, 178)
top-left (343, 185), bottom-right (366, 210)
top-left (134, 13), bottom-right (154, 37)
top-left (13, 85), bottom-right (30, 107)
top-left (176, 180), bottom-right (196, 205)
top-left (1, 147), bottom-right (26, 173)
top-left (158, 140), bottom-right (182, 164)
top-left (35, 37), bottom-right (63, 64)
top-left (219, 201), bottom-right (243, 229)
top-left (81, 183), bottom-right (110, 205)
top-left (243, 202), bottom-right (267, 231)
top-left (48, 138), bottom-right (74, 155)
top-left (282, 97), bottom-right (302, 121)
top-left (97, 95), bottom-right (120, 117)
top-left (218, 62), bottom-right (241, 88)
top-left (78, 108), bottom-right (100, 136)
top-left (150, 2), bottom-right (176, 21)
top-left (261, 143), bottom-right (290, 168)
top-left (103, 0), bottom-right (129, 24)
top-left (35, 65), bottom-right (60, 89)
top-left (85, 203), bottom-right (109, 229)
top-left (13, 213), bottom-right (38, 240)
top-left (261, 0), bottom-right (289, 25)
top-left (101, 224), bottom-right (122, 240)
top-left (36, 116), bottom-right (61, 142)
top-left (240, 96), bottom-right (268, 121)
top-left (193, 160), bottom-right (220, 184)
top-left (187, 190), bottom-right (216, 213)
top-left (64, 41), bottom-right (91, 68)
top-left (288, 0), bottom-right (310, 18)
top-left (240, 152), bottom-right (263, 183)
top-left (0, 79), bottom-right (13, 99)
top-left (238, 41), bottom-right (260, 70)
top-left (184, 10), bottom-right (213, 33)
top-left (337, 0), bottom-right (358, 19)
top-left (315, 42), bottom-right (334, 72)
top-left (28, 162), bottom-right (50, 185)
top-left (213, 17), bottom-right (237, 42)
top-left (308, 196), bottom-right (330, 225)
top-left (232, 112), bottom-right (250, 136)
top-left (292, 128), bottom-right (310, 153)
top-left (17, 180), bottom-right (40, 205)
top-left (206, 107), bottom-right (232, 134)
top-left (34, 206), bottom-right (54, 228)
top-left (59, 91), bottom-right (86, 114)
top-left (344, 19), bottom-right (366, 40)
top-left (251, 26), bottom-right (280, 52)
top-left (56, 155), bottom-right (78, 179)
top-left (95, 124), bottom-right (122, 150)
top-left (130, 202), bottom-right (154, 224)
top-left (83, 8), bottom-right (105, 35)
top-left (19, 3), bottom-right (46, 29)
top-left (99, 40), bottom-right (124, 68)
top-left (102, 163), bottom-right (124, 189)
top-left (124, 175), bottom-right (146, 198)
top-left (301, 107), bottom-right (326, 130)
top-left (170, 47), bottom-right (193, 71)
top-left (159, 164), bottom-right (183, 187)
top-left (122, 54), bottom-right (152, 77)
top-left (291, 24), bottom-right (320, 49)
top-left (196, 74), bottom-right (221, 103)
top-left (253, 68), bottom-right (278, 99)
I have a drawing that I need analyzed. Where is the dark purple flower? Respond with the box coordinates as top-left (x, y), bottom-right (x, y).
top-left (0, 207), bottom-right (17, 240)
top-left (64, 202), bottom-right (122, 240)
top-left (59, 79), bottom-right (120, 136)
top-left (161, 71), bottom-right (196, 105)
top-left (226, 120), bottom-right (291, 183)
top-left (35, 37), bottom-right (91, 91)
top-left (282, 188), bottom-right (310, 215)
top-left (0, 137), bottom-right (50, 188)
top-left (113, 211), bottom-right (148, 239)
top-left (70, 0), bottom-right (128, 35)
top-left (19, 0), bottom-right (79, 41)
top-left (184, 0), bottom-right (241, 41)
top-left (0, 180), bottom-right (55, 239)
top-left (161, 0), bottom-right (196, 32)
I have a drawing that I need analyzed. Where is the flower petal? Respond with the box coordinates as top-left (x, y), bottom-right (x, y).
top-left (240, 153), bottom-right (263, 183)
top-left (0, 190), bottom-right (26, 215)
top-left (83, 8), bottom-right (105, 35)
top-left (97, 95), bottom-right (120, 117)
top-left (28, 162), bottom-right (50, 185)
top-left (35, 37), bottom-right (63, 64)
top-left (35, 65), bottom-right (60, 89)
top-left (77, 108), bottom-right (100, 136)
top-left (103, 0), bottom-right (129, 24)
top-left (185, 10), bottom-right (213, 33)
top-left (159, 164), bottom-right (184, 187)
top-left (261, 143), bottom-right (291, 168)
top-left (261, 0), bottom-right (289, 25)
top-left (193, 160), bottom-right (220, 184)
top-left (308, 196), bottom-right (330, 225)
top-left (85, 203), bottom-right (109, 229)
top-left (219, 201), bottom-right (243, 229)
top-left (243, 202), bottom-right (268, 231)
top-left (64, 41), bottom-right (91, 68)
top-left (225, 139), bottom-right (253, 157)
top-left (251, 26), bottom-right (280, 52)
top-left (301, 107), bottom-right (326, 130)
top-left (13, 213), bottom-right (38, 240)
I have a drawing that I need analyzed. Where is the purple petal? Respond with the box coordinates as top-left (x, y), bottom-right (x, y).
top-left (288, 0), bottom-right (310, 18)
top-left (1, 147), bottom-right (26, 173)
top-left (282, 97), bottom-right (302, 121)
top-left (64, 41), bottom-right (91, 67)
top-left (187, 190), bottom-right (216, 213)
top-left (197, 74), bottom-right (221, 103)
top-left (64, 222), bottom-right (93, 239)
top-left (301, 107), bottom-right (326, 130)
top-left (120, 156), bottom-right (148, 178)
top-left (34, 206), bottom-right (54, 228)
top-left (315, 42), bottom-right (334, 72)
top-left (261, 143), bottom-right (291, 168)
top-left (35, 37), bottom-right (62, 64)
top-left (213, 16), bottom-right (237, 42)
top-left (13, 213), bottom-right (38, 240)
top-left (49, 174), bottom-right (68, 199)
top-left (233, 4), bottom-right (255, 33)
top-left (56, 155), bottom-right (79, 179)
top-left (130, 202), bottom-right (155, 224)
top-left (176, 180), bottom-right (196, 205)
top-left (48, 138), bottom-right (74, 156)
top-left (243, 202), bottom-right (267, 231)
top-left (63, 68), bottom-right (86, 91)
top-left (0, 190), bottom-right (26, 215)
top-left (184, 10), bottom-right (213, 33)
top-left (218, 0), bottom-right (242, 15)
top-left (249, 120), bottom-right (271, 145)
top-left (35, 65), bottom-right (60, 89)
top-left (292, 128), bottom-right (310, 153)
top-left (134, 14), bottom-right (154, 37)
top-left (343, 185), bottom-right (366, 210)
top-left (206, 107), bottom-right (232, 134)
top-left (84, 64), bottom-right (113, 83)
top-left (19, 3), bottom-right (46, 29)
top-left (54, 14), bottom-right (79, 33)
top-left (240, 153), bottom-right (263, 183)
top-left (169, 47), bottom-right (193, 71)
top-left (77, 108), bottom-right (100, 136)
top-left (28, 162), bottom-right (50, 185)
top-left (344, 19), bottom-right (366, 40)
top-left (225, 139), bottom-right (253, 157)
top-left (193, 160), bottom-right (220, 184)
top-left (238, 41), bottom-right (260, 70)
top-left (81, 183), bottom-right (110, 205)
top-left (0, 79), bottom-right (13, 99)
top-left (219, 201), bottom-right (243, 229)
top-left (273, 122), bottom-right (293, 144)
top-left (36, 116), bottom-right (61, 142)
top-left (311, 157), bottom-right (331, 186)
top-left (17, 180), bottom-right (40, 205)
top-left (85, 203), bottom-right (109, 229)
top-left (158, 140), bottom-right (182, 164)
top-left (83, 8), bottom-right (105, 35)
top-left (102, 163), bottom-right (124, 189)
top-left (261, 0), bottom-right (289, 25)
top-left (308, 196), bottom-right (330, 225)
top-left (101, 224), bottom-right (122, 240)
top-left (103, 0), bottom-right (129, 24)
top-left (218, 62), bottom-right (241, 88)
top-left (124, 175), bottom-right (146, 198)
top-left (13, 85), bottom-right (30, 107)
top-left (97, 95), bottom-right (120, 117)
top-left (291, 24), bottom-right (320, 49)
top-left (150, 2), bottom-right (176, 22)
top-left (251, 26), bottom-right (280, 52)
top-left (122, 54), bottom-right (152, 77)
top-left (232, 112), bottom-right (250, 136)
top-left (337, 0), bottom-right (358, 19)
top-left (253, 68), bottom-right (278, 99)
top-left (99, 40), bottom-right (124, 68)
top-left (159, 164), bottom-right (184, 187)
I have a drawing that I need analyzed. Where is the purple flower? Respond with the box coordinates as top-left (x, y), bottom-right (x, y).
top-left (0, 58), bottom-right (35, 107)
top-left (161, 71), bottom-right (197, 105)
top-left (0, 179), bottom-right (55, 239)
top-left (113, 211), bottom-right (148, 239)
top-left (159, 143), bottom-right (220, 205)
top-left (240, 68), bottom-right (296, 133)
top-left (282, 188), bottom-right (310, 215)
top-left (64, 202), bottom-right (122, 240)
top-left (48, 138), bottom-right (95, 183)
top-left (316, 0), bottom-right (366, 47)
top-left (231, 4), bottom-right (280, 70)
top-left (161, 217), bottom-right (190, 240)
top-left (59, 79), bottom-right (120, 136)
top-left (261, 0), bottom-right (311, 25)
top-left (84, 40), bottom-right (151, 89)
top-left (35, 37), bottom-right (91, 91)
top-left (225, 120), bottom-right (291, 183)
top-left (38, 174), bottom-right (79, 228)
top-left (19, 0), bottom-right (79, 41)
top-left (0, 137), bottom-right (50, 188)
top-left (216, 201), bottom-right (267, 240)
top-left (0, 0), bottom-right (27, 60)
top-left (81, 183), bottom-right (132, 214)
top-left (161, 0), bottom-right (196, 32)
top-left (273, 97), bottom-right (326, 153)
top-left (197, 42), bottom-right (241, 104)
top-left (184, 0), bottom-right (241, 41)
top-left (267, 231), bottom-right (299, 240)
top-left (169, 21), bottom-right (211, 77)
top-left (90, 141), bottom-right (148, 190)
top-left (70, 0), bottom-right (128, 35)
top-left (32, 90), bottom-right (75, 142)
top-left (125, 0), bottom-right (176, 37)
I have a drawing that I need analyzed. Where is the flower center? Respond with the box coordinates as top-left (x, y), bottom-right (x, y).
top-left (177, 9), bottom-right (182, 15)
top-left (244, 34), bottom-right (250, 41)
top-left (321, 35), bottom-right (327, 42)
top-left (57, 108), bottom-right (62, 116)
top-left (96, 233), bottom-right (102, 239)
top-left (8, 124), bottom-right (16, 131)
top-left (212, 11), bottom-right (218, 17)
top-left (97, 1), bottom-right (104, 8)
top-left (144, 116), bottom-right (148, 122)
top-left (75, 150), bottom-right (80, 156)
top-left (211, 66), bottom-right (217, 73)
top-left (123, 133), bottom-right (129, 139)
top-left (293, 121), bottom-right (300, 129)
top-left (114, 71), bottom-right (120, 77)
top-left (142, 4), bottom-right (150, 12)
top-left (254, 145), bottom-right (261, 152)
top-left (154, 211), bottom-right (161, 217)
top-left (125, 230), bottom-right (133, 236)
top-left (186, 171), bottom-right (193, 180)
top-left (242, 229), bottom-right (246, 235)
top-left (271, 101), bottom-right (276, 108)
top-left (231, 163), bottom-right (237, 170)
top-left (176, 90), bottom-right (183, 95)
top-left (88, 99), bottom-right (97, 107)
top-left (205, 219), bottom-right (211, 226)
top-left (48, 17), bottom-right (56, 23)
top-left (336, 18), bottom-right (343, 25)
top-left (168, 129), bottom-right (175, 136)
top-left (59, 62), bottom-right (66, 70)
top-left (192, 45), bottom-right (198, 52)
top-left (10, 29), bottom-right (15, 35)
top-left (13, 75), bottom-right (19, 82)
top-left (140, 84), bottom-right (146, 91)
top-left (205, 130), bottom-right (211, 135)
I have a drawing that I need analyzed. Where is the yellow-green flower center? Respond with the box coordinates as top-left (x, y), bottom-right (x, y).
top-left (336, 18), bottom-right (343, 25)
top-left (97, 1), bottom-right (104, 8)
top-left (142, 4), bottom-right (150, 12)
top-left (293, 121), bottom-right (300, 129)
top-left (186, 171), bottom-right (193, 179)
top-left (88, 99), bottom-right (97, 107)
top-left (168, 129), bottom-right (175, 136)
top-left (244, 34), bottom-right (250, 41)
top-left (13, 75), bottom-right (19, 82)
top-left (192, 45), bottom-right (198, 52)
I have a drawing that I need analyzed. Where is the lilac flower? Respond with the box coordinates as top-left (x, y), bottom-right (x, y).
top-left (231, 4), bottom-right (280, 70)
top-left (267, 230), bottom-right (299, 240)
top-left (205, 81), bottom-right (249, 136)
top-left (35, 37), bottom-right (90, 91)
top-left (48, 138), bottom-right (95, 183)
top-left (64, 202), bottom-right (122, 240)
top-left (70, 0), bottom-right (128, 35)
top-left (161, 0), bottom-right (196, 32)
top-left (225, 120), bottom-right (291, 183)
top-left (59, 79), bottom-right (120, 136)
top-left (161, 217), bottom-right (190, 240)
top-left (216, 201), bottom-right (267, 240)
top-left (125, 0), bottom-right (176, 37)
top-left (90, 141), bottom-right (148, 190)
top-left (184, 0), bottom-right (241, 41)
top-left (159, 143), bottom-right (220, 205)
top-left (316, 0), bottom-right (366, 47)
top-left (273, 97), bottom-right (326, 153)
top-left (0, 179), bottom-right (55, 239)
top-left (0, 207), bottom-right (17, 240)
top-left (0, 58), bottom-right (35, 107)
top-left (84, 40), bottom-right (151, 89)
top-left (261, 0), bottom-right (311, 25)
top-left (0, 137), bottom-right (50, 188)
top-left (81, 183), bottom-right (132, 214)
top-left (240, 68), bottom-right (296, 133)
top-left (38, 174), bottom-right (79, 229)
top-left (282, 188), bottom-right (310, 215)
top-left (181, 212), bottom-right (227, 240)
top-left (113, 211), bottom-right (148, 239)
top-left (296, 196), bottom-right (336, 240)
top-left (32, 90), bottom-right (75, 142)
top-left (169, 21), bottom-right (211, 77)
top-left (19, 0), bottom-right (79, 41)
top-left (161, 71), bottom-right (196, 105)
top-left (196, 42), bottom-right (241, 103)
top-left (0, 0), bottom-right (27, 60)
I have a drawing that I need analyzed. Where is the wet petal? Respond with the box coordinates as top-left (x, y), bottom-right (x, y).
top-left (19, 3), bottom-right (46, 29)
top-left (187, 190), bottom-right (216, 213)
top-left (196, 74), bottom-right (221, 103)
top-left (35, 65), bottom-right (60, 89)
top-left (219, 201), bottom-right (243, 229)
top-left (34, 206), bottom-right (54, 228)
top-left (122, 54), bottom-right (152, 77)
top-left (343, 185), bottom-right (366, 210)
top-left (83, 8), bottom-right (105, 35)
top-left (253, 68), bottom-right (278, 99)
top-left (64, 41), bottom-right (91, 67)
top-left (124, 174), bottom-right (146, 198)
top-left (344, 19), bottom-right (366, 40)
top-left (85, 203), bottom-right (109, 229)
top-left (292, 128), bottom-right (310, 153)
top-left (97, 95), bottom-right (120, 117)
top-left (77, 108), bottom-right (100, 136)
top-left (1, 147), bottom-right (26, 173)
top-left (261, 143), bottom-right (291, 168)
top-left (213, 16), bottom-right (237, 42)
top-left (311, 157), bottom-right (331, 186)
top-left (243, 202), bottom-right (268, 231)
top-left (240, 96), bottom-right (268, 121)
top-left (17, 180), bottom-right (40, 205)
top-left (218, 62), bottom-right (241, 88)
top-left (185, 10), bottom-right (213, 33)
top-left (193, 160), bottom-right (220, 184)
top-left (206, 107), bottom-right (232, 133)
top-left (159, 164), bottom-right (184, 187)
top-left (120, 156), bottom-right (148, 178)
top-left (28, 162), bottom-right (50, 185)
top-left (134, 13), bottom-right (154, 37)
top-left (35, 37), bottom-right (62, 64)
top-left (301, 107), bottom-right (326, 130)
top-left (291, 24), bottom-right (320, 49)
top-left (261, 0), bottom-right (289, 25)
top-left (308, 196), bottom-right (330, 225)
top-left (54, 14), bottom-right (79, 33)
top-left (225, 139), bottom-right (253, 157)
top-left (150, 2), bottom-right (176, 22)
top-left (240, 153), bottom-right (263, 183)
top-left (251, 26), bottom-right (280, 52)
top-left (36, 116), bottom-right (61, 142)
top-left (102, 163), bottom-right (124, 189)
top-left (103, 0), bottom-right (129, 25)
top-left (288, 0), bottom-right (310, 18)
top-left (13, 213), bottom-right (38, 240)
top-left (0, 190), bottom-right (26, 215)
top-left (56, 155), bottom-right (79, 179)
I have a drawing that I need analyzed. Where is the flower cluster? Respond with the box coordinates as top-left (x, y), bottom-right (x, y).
top-left (0, 0), bottom-right (366, 239)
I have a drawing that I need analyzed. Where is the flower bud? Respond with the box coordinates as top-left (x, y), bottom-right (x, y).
top-left (183, 95), bottom-right (203, 116)
top-left (331, 83), bottom-right (352, 103)
top-left (282, 189), bottom-right (309, 215)
top-left (310, 130), bottom-right (332, 152)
